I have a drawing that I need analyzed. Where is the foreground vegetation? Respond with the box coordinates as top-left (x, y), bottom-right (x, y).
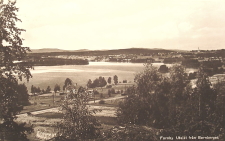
top-left (0, 1), bottom-right (33, 140)
top-left (117, 64), bottom-right (225, 140)
top-left (1, 1), bottom-right (225, 140)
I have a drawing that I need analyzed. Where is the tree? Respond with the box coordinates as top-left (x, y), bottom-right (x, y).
top-left (37, 87), bottom-right (41, 94)
top-left (107, 77), bottom-right (111, 84)
top-left (0, 1), bottom-right (33, 140)
top-left (92, 78), bottom-right (99, 88)
top-left (64, 78), bottom-right (72, 87)
top-left (17, 84), bottom-right (30, 106)
top-left (117, 63), bottom-right (225, 140)
top-left (118, 64), bottom-right (166, 126)
top-left (113, 75), bottom-right (118, 85)
top-left (46, 86), bottom-right (51, 93)
top-left (134, 63), bottom-right (162, 98)
top-left (195, 67), bottom-right (216, 121)
top-left (158, 65), bottom-right (168, 73)
top-left (54, 84), bottom-right (60, 93)
top-left (101, 77), bottom-right (107, 87)
top-left (55, 87), bottom-right (101, 140)
top-left (87, 79), bottom-right (93, 88)
top-left (63, 78), bottom-right (72, 92)
top-left (168, 65), bottom-right (189, 116)
top-left (31, 85), bottom-right (35, 95)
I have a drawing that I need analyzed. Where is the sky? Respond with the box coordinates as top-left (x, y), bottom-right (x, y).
top-left (12, 0), bottom-right (225, 50)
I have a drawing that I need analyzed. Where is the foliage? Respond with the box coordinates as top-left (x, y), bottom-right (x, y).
top-left (106, 85), bottom-right (112, 88)
top-left (45, 85), bottom-right (51, 93)
top-left (0, 1), bottom-right (33, 140)
top-left (27, 57), bottom-right (89, 66)
top-left (182, 59), bottom-right (200, 68)
top-left (117, 63), bottom-right (225, 140)
top-left (113, 75), bottom-right (118, 85)
top-left (54, 84), bottom-right (60, 93)
top-left (87, 76), bottom-right (107, 88)
top-left (63, 78), bottom-right (72, 90)
top-left (158, 65), bottom-right (168, 73)
top-left (87, 79), bottom-right (92, 88)
top-left (0, 121), bottom-right (33, 141)
top-left (17, 84), bottom-right (30, 106)
top-left (31, 85), bottom-right (41, 94)
top-left (55, 86), bottom-right (101, 140)
top-left (188, 71), bottom-right (197, 80)
top-left (101, 125), bottom-right (158, 141)
top-left (99, 100), bottom-right (105, 104)
top-left (107, 77), bottom-right (111, 84)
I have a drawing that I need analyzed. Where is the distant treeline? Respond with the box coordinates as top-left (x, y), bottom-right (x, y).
top-left (29, 48), bottom-right (174, 56)
top-left (163, 57), bottom-right (182, 64)
top-left (108, 58), bottom-right (154, 63)
top-left (26, 57), bottom-right (89, 66)
top-left (182, 59), bottom-right (223, 68)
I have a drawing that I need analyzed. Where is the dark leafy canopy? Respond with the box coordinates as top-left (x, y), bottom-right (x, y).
top-left (54, 84), bottom-right (60, 93)
top-left (117, 63), bottom-right (225, 140)
top-left (0, 1), bottom-right (32, 81)
top-left (0, 1), bottom-right (33, 140)
top-left (113, 75), bottom-right (118, 85)
top-left (107, 77), bottom-right (111, 84)
top-left (17, 83), bottom-right (30, 106)
top-left (63, 78), bottom-right (72, 90)
top-left (86, 76), bottom-right (107, 88)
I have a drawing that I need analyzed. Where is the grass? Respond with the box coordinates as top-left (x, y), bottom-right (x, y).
top-left (92, 98), bottom-right (124, 107)
top-left (21, 83), bottom-right (128, 114)
top-left (21, 94), bottom-right (63, 114)
top-left (34, 112), bottom-right (117, 126)
top-left (35, 112), bottom-right (63, 119)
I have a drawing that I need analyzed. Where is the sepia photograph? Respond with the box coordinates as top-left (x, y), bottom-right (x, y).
top-left (0, 0), bottom-right (225, 140)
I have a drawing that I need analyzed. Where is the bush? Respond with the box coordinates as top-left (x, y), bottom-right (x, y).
top-left (111, 88), bottom-right (116, 94)
top-left (123, 80), bottom-right (127, 83)
top-left (106, 85), bottom-right (112, 88)
top-left (99, 100), bottom-right (105, 104)
top-left (158, 65), bottom-right (169, 73)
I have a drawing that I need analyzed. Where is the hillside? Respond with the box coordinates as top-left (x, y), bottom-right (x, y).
top-left (29, 48), bottom-right (179, 56)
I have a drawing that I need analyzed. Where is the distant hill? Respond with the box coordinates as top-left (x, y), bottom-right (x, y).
top-left (29, 48), bottom-right (180, 56)
top-left (31, 48), bottom-right (89, 53)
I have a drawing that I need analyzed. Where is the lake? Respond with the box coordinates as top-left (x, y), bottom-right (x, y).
top-left (23, 62), bottom-right (148, 92)
top-left (22, 62), bottom-right (197, 92)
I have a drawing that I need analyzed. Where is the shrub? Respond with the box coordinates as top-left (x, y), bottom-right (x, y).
top-left (99, 100), bottom-right (105, 104)
top-left (106, 85), bottom-right (112, 88)
top-left (111, 88), bottom-right (116, 94)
